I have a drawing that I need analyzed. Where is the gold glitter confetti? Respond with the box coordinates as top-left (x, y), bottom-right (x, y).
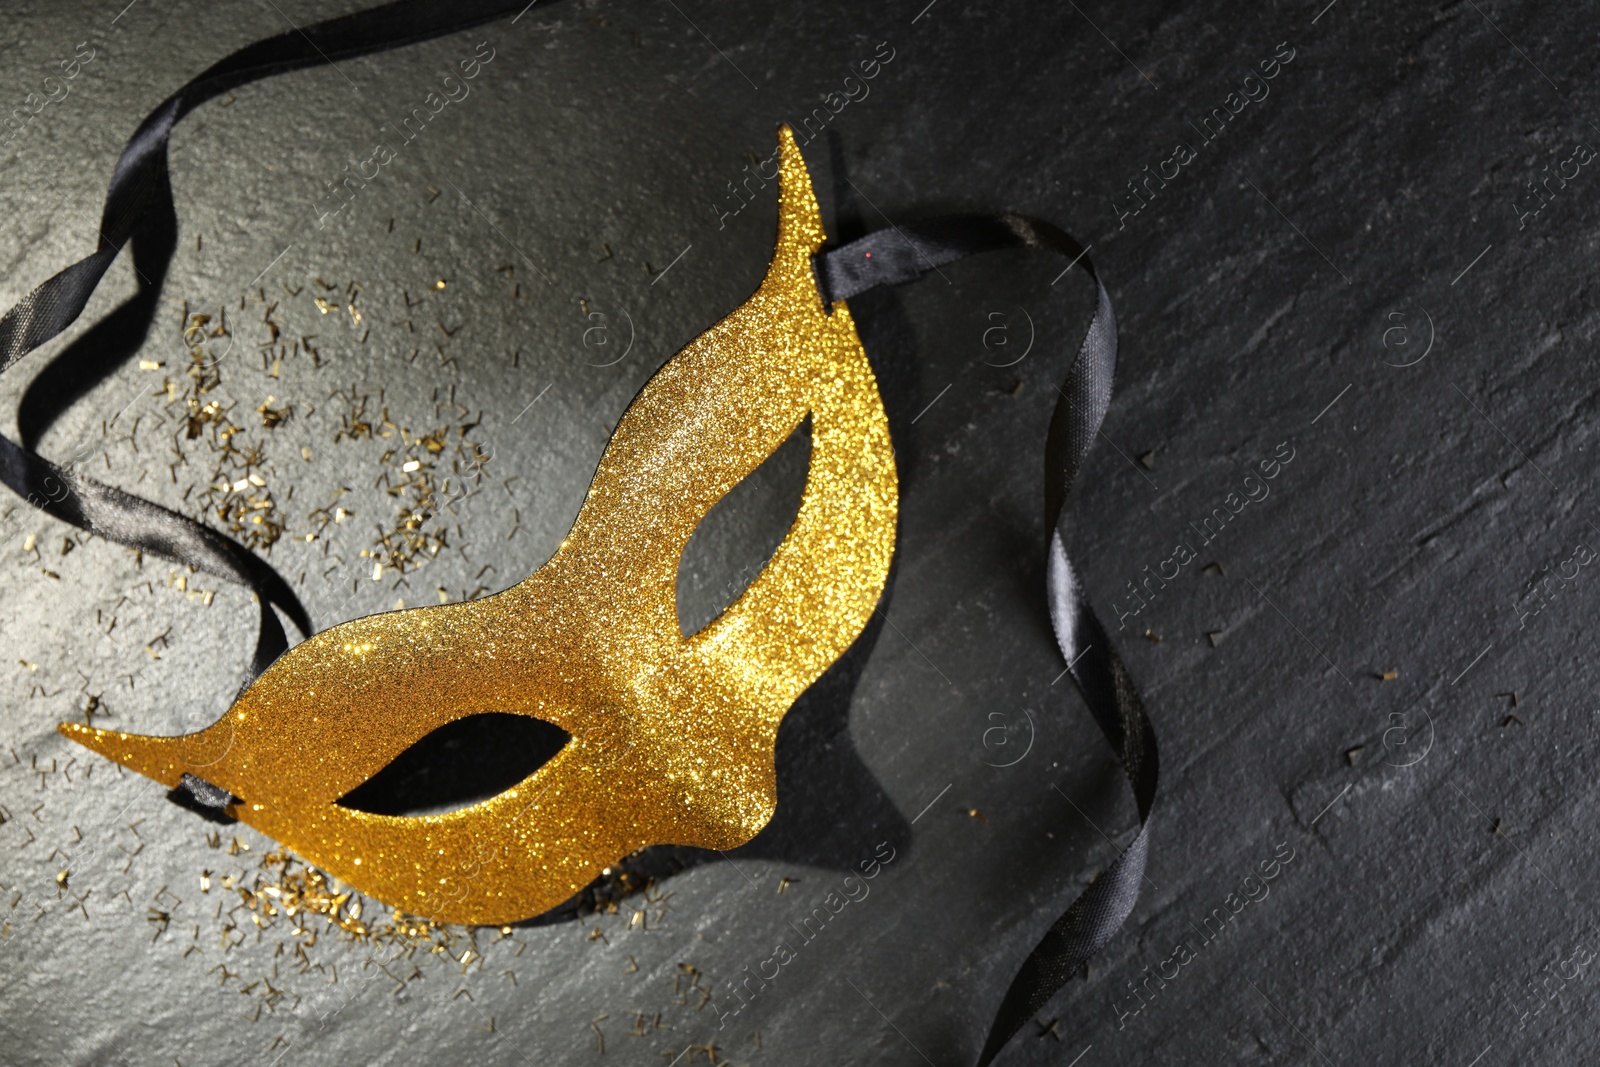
top-left (256, 396), bottom-right (291, 429)
top-left (167, 315), bottom-right (287, 550)
top-left (61, 127), bottom-right (898, 925)
top-left (352, 423), bottom-right (485, 575)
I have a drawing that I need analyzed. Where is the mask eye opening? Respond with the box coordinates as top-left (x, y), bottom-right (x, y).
top-left (675, 413), bottom-right (813, 638)
top-left (334, 712), bottom-right (570, 818)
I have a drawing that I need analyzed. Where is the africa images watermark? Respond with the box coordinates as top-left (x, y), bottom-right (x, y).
top-left (1110, 440), bottom-right (1297, 631)
top-left (1500, 939), bottom-right (1598, 1032)
top-left (1112, 839), bottom-right (1297, 1029)
top-left (710, 840), bottom-right (898, 1027)
top-left (311, 41), bottom-right (497, 228)
top-left (709, 40), bottom-right (897, 230)
top-left (1513, 138), bottom-right (1595, 230)
top-left (1111, 41), bottom-right (1297, 231)
top-left (2, 40), bottom-right (96, 153)
top-left (1513, 537), bottom-right (1595, 630)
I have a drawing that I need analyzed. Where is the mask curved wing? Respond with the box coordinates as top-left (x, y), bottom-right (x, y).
top-left (61, 125), bottom-right (897, 925)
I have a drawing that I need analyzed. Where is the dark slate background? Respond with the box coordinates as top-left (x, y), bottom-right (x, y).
top-left (1, 0), bottom-right (1596, 1064)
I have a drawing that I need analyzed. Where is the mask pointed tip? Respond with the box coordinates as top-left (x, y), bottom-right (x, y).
top-left (767, 124), bottom-right (826, 264)
top-left (57, 721), bottom-right (104, 746)
top-left (58, 721), bottom-right (190, 788)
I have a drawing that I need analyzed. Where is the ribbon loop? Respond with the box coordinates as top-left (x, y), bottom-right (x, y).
top-left (819, 220), bottom-right (1158, 1065)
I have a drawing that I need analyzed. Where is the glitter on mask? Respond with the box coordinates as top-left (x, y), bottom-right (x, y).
top-left (60, 126), bottom-right (898, 925)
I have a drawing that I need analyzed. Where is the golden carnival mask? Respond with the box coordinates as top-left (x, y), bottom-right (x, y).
top-left (7, 6), bottom-right (1149, 1059)
top-left (61, 126), bottom-right (898, 925)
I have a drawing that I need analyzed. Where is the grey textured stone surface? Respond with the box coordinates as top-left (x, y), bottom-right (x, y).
top-left (0, 1), bottom-right (1596, 1064)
